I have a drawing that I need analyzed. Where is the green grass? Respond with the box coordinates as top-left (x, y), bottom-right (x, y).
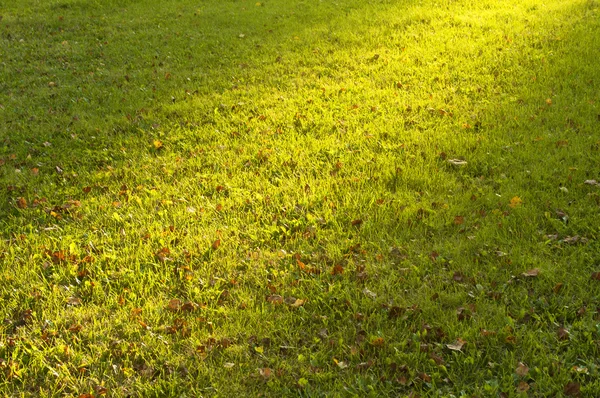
top-left (1, 0), bottom-right (600, 396)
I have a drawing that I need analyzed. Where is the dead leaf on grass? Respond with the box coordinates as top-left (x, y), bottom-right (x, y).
top-left (516, 362), bottom-right (529, 377)
top-left (522, 268), bottom-right (540, 277)
top-left (564, 382), bottom-right (581, 397)
top-left (17, 197), bottom-right (27, 209)
top-left (509, 196), bottom-right (522, 208)
top-left (447, 159), bottom-right (467, 166)
top-left (167, 299), bottom-right (181, 312)
top-left (266, 295), bottom-right (284, 304)
top-left (557, 327), bottom-right (570, 341)
top-left (446, 338), bottom-right (466, 351)
top-left (517, 381), bottom-right (530, 393)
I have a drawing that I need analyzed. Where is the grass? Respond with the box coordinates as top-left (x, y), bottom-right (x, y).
top-left (1, 0), bottom-right (600, 396)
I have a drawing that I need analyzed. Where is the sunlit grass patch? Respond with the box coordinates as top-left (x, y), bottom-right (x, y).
top-left (1, 0), bottom-right (600, 396)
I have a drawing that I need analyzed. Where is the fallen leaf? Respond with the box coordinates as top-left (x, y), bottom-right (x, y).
top-left (266, 295), bottom-right (284, 304)
top-left (447, 159), bottom-right (467, 166)
top-left (592, 272), bottom-right (600, 281)
top-left (67, 297), bottom-right (81, 306)
top-left (556, 139), bottom-right (568, 147)
top-left (181, 302), bottom-right (197, 312)
top-left (584, 179), bottom-right (599, 186)
top-left (362, 288), bottom-right (377, 299)
top-left (517, 381), bottom-right (530, 393)
top-left (562, 235), bottom-right (588, 245)
top-left (564, 382), bottom-right (581, 397)
top-left (16, 197), bottom-right (27, 209)
top-left (516, 362), bottom-right (529, 377)
top-left (452, 272), bottom-right (465, 282)
top-left (258, 367), bottom-right (272, 378)
top-left (370, 337), bottom-right (385, 347)
top-left (331, 264), bottom-right (344, 275)
top-left (334, 359), bottom-right (348, 369)
top-left (289, 298), bottom-right (306, 308)
top-left (509, 196), bottom-right (522, 208)
top-left (223, 362), bottom-right (235, 368)
top-left (212, 239), bottom-right (221, 250)
top-left (553, 283), bottom-right (564, 293)
top-left (557, 327), bottom-right (570, 340)
top-left (153, 140), bottom-right (164, 149)
top-left (522, 268), bottom-right (540, 277)
top-left (167, 299), bottom-right (181, 312)
top-left (454, 216), bottom-right (464, 225)
top-left (446, 338), bottom-right (465, 351)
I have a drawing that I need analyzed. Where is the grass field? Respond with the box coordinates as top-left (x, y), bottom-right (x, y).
top-left (1, 0), bottom-right (600, 396)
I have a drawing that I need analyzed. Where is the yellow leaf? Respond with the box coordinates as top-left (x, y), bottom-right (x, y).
top-left (509, 196), bottom-right (522, 208)
top-left (153, 140), bottom-right (164, 149)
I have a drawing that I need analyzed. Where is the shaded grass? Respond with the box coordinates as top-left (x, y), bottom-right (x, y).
top-left (1, 0), bottom-right (600, 396)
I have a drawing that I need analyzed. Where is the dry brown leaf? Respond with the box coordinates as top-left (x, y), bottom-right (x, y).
top-left (258, 367), bottom-right (272, 378)
top-left (516, 362), bottom-right (529, 377)
top-left (446, 338), bottom-right (466, 351)
top-left (167, 299), bottom-right (181, 312)
top-left (553, 283), bottom-right (564, 293)
top-left (266, 295), bottom-right (284, 304)
top-left (522, 268), bottom-right (540, 277)
top-left (557, 327), bottom-right (570, 341)
top-left (517, 381), bottom-right (530, 393)
top-left (564, 382), bottom-right (581, 397)
top-left (17, 197), bottom-right (28, 209)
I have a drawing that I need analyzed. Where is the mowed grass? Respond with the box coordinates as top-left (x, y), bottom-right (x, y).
top-left (1, 0), bottom-right (600, 396)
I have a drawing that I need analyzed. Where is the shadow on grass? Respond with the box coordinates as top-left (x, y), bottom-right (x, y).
top-left (0, 0), bottom-right (413, 222)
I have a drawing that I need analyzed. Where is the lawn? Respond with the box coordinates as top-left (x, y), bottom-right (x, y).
top-left (1, 0), bottom-right (600, 396)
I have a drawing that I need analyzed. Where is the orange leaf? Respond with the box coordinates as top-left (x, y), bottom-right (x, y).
top-left (167, 299), bottom-right (182, 312)
top-left (453, 216), bottom-right (464, 225)
top-left (258, 368), bottom-right (272, 378)
top-left (212, 239), bottom-right (221, 250)
top-left (509, 196), bottom-right (522, 208)
top-left (17, 197), bottom-right (28, 209)
top-left (331, 264), bottom-right (344, 275)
